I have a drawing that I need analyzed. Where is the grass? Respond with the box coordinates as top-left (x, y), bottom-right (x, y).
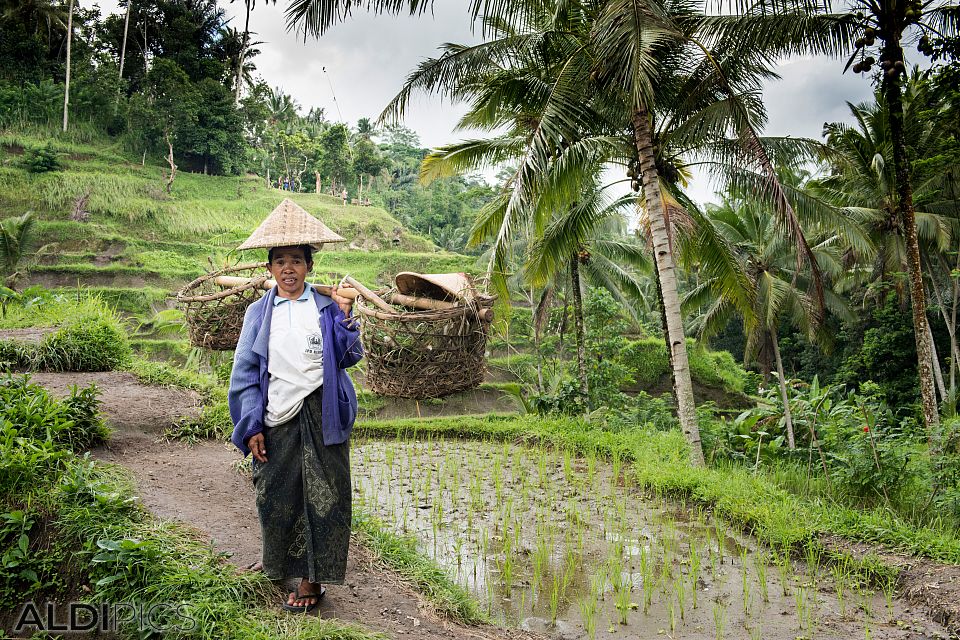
top-left (352, 510), bottom-right (488, 624)
top-left (0, 295), bottom-right (131, 372)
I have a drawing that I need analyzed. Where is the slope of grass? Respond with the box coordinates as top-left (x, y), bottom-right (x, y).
top-left (2, 132), bottom-right (478, 319)
top-left (1, 133), bottom-right (433, 250)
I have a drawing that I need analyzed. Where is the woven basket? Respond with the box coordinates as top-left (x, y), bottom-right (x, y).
top-left (356, 292), bottom-right (495, 398)
top-left (176, 264), bottom-right (269, 351)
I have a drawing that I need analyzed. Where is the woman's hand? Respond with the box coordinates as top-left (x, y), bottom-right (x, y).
top-left (331, 285), bottom-right (355, 316)
top-left (248, 433), bottom-right (268, 463)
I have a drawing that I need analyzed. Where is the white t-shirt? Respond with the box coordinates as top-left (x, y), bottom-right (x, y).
top-left (264, 286), bottom-right (324, 427)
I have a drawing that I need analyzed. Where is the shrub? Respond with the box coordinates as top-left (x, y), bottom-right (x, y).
top-left (34, 315), bottom-right (131, 372)
top-left (21, 143), bottom-right (63, 173)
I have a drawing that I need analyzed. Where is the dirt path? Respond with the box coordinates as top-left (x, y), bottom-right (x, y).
top-left (34, 372), bottom-right (540, 640)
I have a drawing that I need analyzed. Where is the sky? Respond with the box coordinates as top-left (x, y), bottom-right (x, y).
top-left (96, 0), bottom-right (875, 205)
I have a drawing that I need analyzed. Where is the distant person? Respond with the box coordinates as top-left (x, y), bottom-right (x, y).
top-left (341, 188), bottom-right (348, 205)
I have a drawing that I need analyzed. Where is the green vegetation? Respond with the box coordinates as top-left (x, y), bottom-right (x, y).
top-left (352, 511), bottom-right (487, 624)
top-left (0, 293), bottom-right (130, 371)
top-left (0, 375), bottom-right (382, 639)
top-left (356, 414), bottom-right (960, 566)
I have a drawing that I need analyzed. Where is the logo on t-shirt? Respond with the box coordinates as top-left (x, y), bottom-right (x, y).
top-left (305, 332), bottom-right (323, 360)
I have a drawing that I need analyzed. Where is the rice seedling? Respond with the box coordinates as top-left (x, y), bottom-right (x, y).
top-left (714, 518), bottom-right (727, 564)
top-left (795, 586), bottom-right (808, 630)
top-left (689, 544), bottom-right (701, 610)
top-left (668, 599), bottom-right (677, 632)
top-left (882, 576), bottom-right (896, 620)
top-left (674, 575), bottom-right (686, 620)
top-left (805, 543), bottom-right (822, 583)
top-left (740, 552), bottom-right (751, 617)
top-left (639, 547), bottom-right (654, 614)
top-left (754, 552), bottom-right (769, 603)
top-left (777, 548), bottom-right (792, 596)
top-left (578, 594), bottom-right (599, 639)
top-left (834, 568), bottom-right (847, 617)
top-left (549, 573), bottom-right (562, 623)
top-left (713, 600), bottom-right (726, 640)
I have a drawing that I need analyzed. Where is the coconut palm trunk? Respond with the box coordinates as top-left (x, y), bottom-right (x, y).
top-left (119, 0), bottom-right (131, 79)
top-left (770, 327), bottom-right (796, 449)
top-left (882, 38), bottom-right (940, 440)
top-left (633, 105), bottom-right (705, 466)
top-left (62, 0), bottom-right (74, 132)
top-left (570, 254), bottom-right (589, 410)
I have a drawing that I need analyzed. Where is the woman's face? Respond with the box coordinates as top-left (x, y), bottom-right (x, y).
top-left (268, 246), bottom-right (312, 300)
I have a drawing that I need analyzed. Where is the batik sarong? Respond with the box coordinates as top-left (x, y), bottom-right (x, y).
top-left (251, 389), bottom-right (351, 584)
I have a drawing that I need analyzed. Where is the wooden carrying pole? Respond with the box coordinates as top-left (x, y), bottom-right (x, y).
top-left (343, 275), bottom-right (393, 313)
top-left (214, 275), bottom-right (361, 299)
top-left (212, 275), bottom-right (492, 320)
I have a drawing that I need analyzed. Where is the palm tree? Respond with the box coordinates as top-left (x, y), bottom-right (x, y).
top-left (0, 212), bottom-right (38, 288)
top-left (287, 0), bottom-right (848, 466)
top-left (688, 177), bottom-right (853, 449)
top-left (722, 0), bottom-right (960, 437)
top-left (62, 0), bottom-right (74, 132)
top-left (812, 81), bottom-right (954, 298)
top-left (526, 182), bottom-right (653, 407)
top-left (266, 87), bottom-right (298, 126)
top-left (220, 25), bottom-right (262, 102)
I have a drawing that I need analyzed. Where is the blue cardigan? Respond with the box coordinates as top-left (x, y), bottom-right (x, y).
top-left (228, 285), bottom-right (363, 457)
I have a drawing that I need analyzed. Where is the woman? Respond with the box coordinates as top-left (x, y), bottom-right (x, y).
top-left (228, 243), bottom-right (362, 613)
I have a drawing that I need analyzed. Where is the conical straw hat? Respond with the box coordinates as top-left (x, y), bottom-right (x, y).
top-left (394, 272), bottom-right (477, 302)
top-left (237, 198), bottom-right (346, 251)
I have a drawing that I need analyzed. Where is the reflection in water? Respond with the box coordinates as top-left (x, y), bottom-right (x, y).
top-left (352, 437), bottom-right (944, 640)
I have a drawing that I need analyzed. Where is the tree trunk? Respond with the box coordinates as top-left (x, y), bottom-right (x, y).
top-left (236, 0), bottom-right (252, 104)
top-left (928, 321), bottom-right (947, 403)
top-left (533, 285), bottom-right (554, 394)
top-left (62, 0), bottom-right (74, 133)
top-left (142, 17), bottom-right (149, 74)
top-left (633, 106), bottom-right (704, 466)
top-left (119, 1), bottom-right (131, 79)
top-left (771, 327), bottom-right (795, 449)
top-left (163, 131), bottom-right (177, 194)
top-left (649, 250), bottom-right (677, 411)
top-left (883, 41), bottom-right (941, 440)
top-left (570, 255), bottom-right (589, 410)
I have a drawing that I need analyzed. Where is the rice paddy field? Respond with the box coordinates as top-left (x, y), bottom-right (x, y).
top-left (351, 435), bottom-right (949, 640)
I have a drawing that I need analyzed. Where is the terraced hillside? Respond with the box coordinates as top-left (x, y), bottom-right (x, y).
top-left (1, 132), bottom-right (475, 317)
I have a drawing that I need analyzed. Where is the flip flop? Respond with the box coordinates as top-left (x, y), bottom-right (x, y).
top-left (243, 561), bottom-right (263, 572)
top-left (281, 586), bottom-right (326, 613)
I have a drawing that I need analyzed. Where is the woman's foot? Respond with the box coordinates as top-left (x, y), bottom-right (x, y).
top-left (282, 578), bottom-right (325, 612)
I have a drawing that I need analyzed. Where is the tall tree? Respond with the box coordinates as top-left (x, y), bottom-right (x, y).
top-left (689, 178), bottom-right (853, 449)
top-left (62, 0), bottom-right (74, 132)
top-left (720, 0), bottom-right (960, 437)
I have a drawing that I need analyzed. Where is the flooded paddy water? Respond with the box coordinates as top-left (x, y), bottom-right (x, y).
top-left (351, 437), bottom-right (948, 640)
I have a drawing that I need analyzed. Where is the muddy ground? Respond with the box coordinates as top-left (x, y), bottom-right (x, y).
top-left (30, 371), bottom-right (542, 640)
